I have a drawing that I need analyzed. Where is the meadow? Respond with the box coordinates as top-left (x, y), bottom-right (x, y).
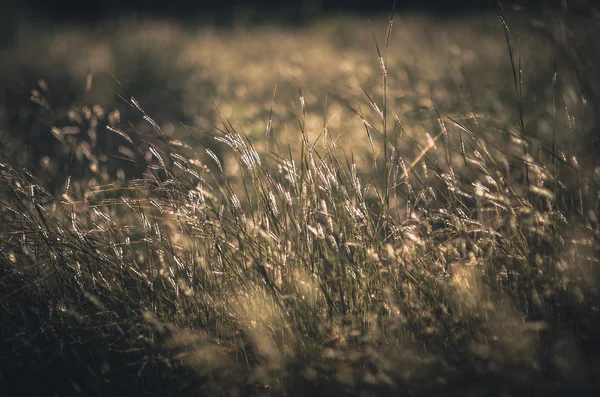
top-left (1, 5), bottom-right (599, 396)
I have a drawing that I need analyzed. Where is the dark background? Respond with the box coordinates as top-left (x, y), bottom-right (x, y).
top-left (4, 0), bottom-right (596, 25)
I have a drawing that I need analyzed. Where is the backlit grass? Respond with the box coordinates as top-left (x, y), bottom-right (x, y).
top-left (1, 5), bottom-right (599, 397)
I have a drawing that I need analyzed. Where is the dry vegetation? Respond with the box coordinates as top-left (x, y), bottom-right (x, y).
top-left (1, 5), bottom-right (599, 397)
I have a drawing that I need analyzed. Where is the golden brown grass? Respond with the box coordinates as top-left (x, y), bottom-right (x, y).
top-left (1, 6), bottom-right (599, 397)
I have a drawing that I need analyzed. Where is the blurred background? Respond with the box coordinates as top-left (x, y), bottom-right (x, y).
top-left (2, 0), bottom-right (595, 26)
top-left (0, 0), bottom-right (598, 193)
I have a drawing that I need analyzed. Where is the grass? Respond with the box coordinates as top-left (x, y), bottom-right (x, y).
top-left (1, 4), bottom-right (600, 397)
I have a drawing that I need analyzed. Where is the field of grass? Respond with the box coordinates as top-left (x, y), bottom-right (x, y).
top-left (1, 4), bottom-right (600, 396)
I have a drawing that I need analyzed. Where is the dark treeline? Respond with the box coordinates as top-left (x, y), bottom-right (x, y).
top-left (5, 0), bottom-right (594, 25)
